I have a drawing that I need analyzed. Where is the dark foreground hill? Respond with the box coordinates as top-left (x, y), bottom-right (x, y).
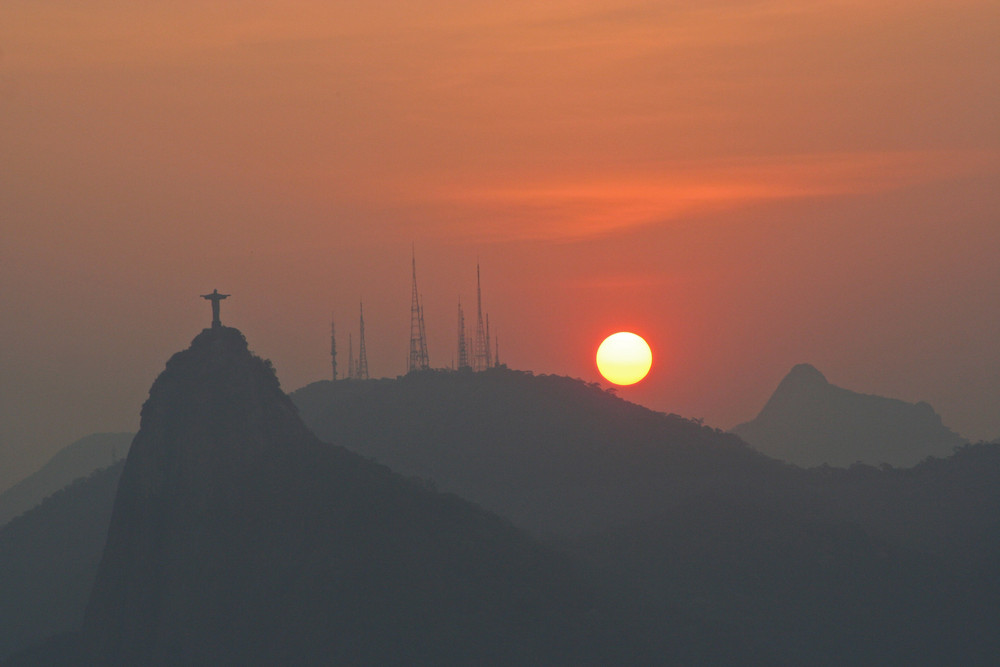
top-left (24, 326), bottom-right (636, 666)
top-left (732, 363), bottom-right (965, 467)
top-left (575, 445), bottom-right (1000, 665)
top-left (0, 433), bottom-right (131, 526)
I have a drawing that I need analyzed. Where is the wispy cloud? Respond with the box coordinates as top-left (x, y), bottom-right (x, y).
top-left (409, 149), bottom-right (996, 242)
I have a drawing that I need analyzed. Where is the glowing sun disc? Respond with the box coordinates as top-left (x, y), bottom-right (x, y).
top-left (596, 332), bottom-right (652, 385)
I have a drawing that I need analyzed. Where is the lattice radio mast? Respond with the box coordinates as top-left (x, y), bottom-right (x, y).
top-left (357, 301), bottom-right (369, 380)
top-left (418, 298), bottom-right (429, 369)
top-left (457, 300), bottom-right (469, 369)
top-left (348, 333), bottom-right (354, 379)
top-left (485, 313), bottom-right (492, 368)
top-left (408, 250), bottom-right (430, 372)
top-left (473, 263), bottom-right (489, 371)
top-left (330, 315), bottom-right (338, 381)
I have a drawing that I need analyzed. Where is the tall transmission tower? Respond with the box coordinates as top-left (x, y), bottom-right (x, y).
top-left (330, 315), bottom-right (338, 381)
top-left (457, 300), bottom-right (469, 369)
top-left (485, 313), bottom-right (492, 368)
top-left (357, 301), bottom-right (369, 380)
top-left (408, 250), bottom-right (430, 372)
top-left (348, 333), bottom-right (354, 379)
top-left (418, 297), bottom-right (429, 369)
top-left (473, 263), bottom-right (489, 371)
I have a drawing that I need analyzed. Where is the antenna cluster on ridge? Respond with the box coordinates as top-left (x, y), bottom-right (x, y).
top-left (470, 263), bottom-right (492, 372)
top-left (332, 302), bottom-right (369, 381)
top-left (408, 248), bottom-right (430, 373)
top-left (328, 252), bottom-right (501, 381)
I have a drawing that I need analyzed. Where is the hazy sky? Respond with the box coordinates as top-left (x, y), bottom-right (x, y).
top-left (2, 0), bottom-right (998, 485)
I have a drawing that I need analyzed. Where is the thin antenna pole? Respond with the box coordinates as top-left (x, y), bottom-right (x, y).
top-left (474, 263), bottom-right (488, 371)
top-left (457, 299), bottom-right (469, 370)
top-left (418, 295), bottom-right (429, 370)
top-left (348, 333), bottom-right (354, 379)
top-left (331, 315), bottom-right (338, 381)
top-left (485, 313), bottom-right (492, 368)
top-left (408, 248), bottom-right (430, 372)
top-left (357, 301), bottom-right (369, 380)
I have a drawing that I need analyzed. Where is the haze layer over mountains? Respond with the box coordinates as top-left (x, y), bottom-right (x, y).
top-left (0, 433), bottom-right (131, 527)
top-left (1, 330), bottom-right (997, 665)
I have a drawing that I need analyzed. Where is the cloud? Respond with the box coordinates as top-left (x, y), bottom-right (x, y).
top-left (412, 149), bottom-right (996, 242)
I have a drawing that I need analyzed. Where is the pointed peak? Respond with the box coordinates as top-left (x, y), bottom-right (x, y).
top-left (782, 363), bottom-right (828, 387)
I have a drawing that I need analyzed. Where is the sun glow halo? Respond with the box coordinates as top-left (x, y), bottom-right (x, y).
top-left (596, 332), bottom-right (652, 385)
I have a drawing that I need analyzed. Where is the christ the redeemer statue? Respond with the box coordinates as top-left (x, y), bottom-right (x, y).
top-left (201, 289), bottom-right (230, 328)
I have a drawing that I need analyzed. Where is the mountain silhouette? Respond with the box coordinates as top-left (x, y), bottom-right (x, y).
top-left (0, 462), bottom-right (124, 662)
top-left (75, 327), bottom-right (605, 665)
top-left (292, 369), bottom-right (776, 538)
top-left (4, 347), bottom-right (999, 665)
top-left (0, 433), bottom-right (131, 526)
top-left (292, 368), bottom-right (1000, 664)
top-left (731, 363), bottom-right (965, 467)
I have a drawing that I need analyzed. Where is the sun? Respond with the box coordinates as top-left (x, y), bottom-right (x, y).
top-left (596, 332), bottom-right (652, 385)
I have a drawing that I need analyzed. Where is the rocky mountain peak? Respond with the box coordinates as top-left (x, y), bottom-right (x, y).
top-left (733, 364), bottom-right (965, 467)
top-left (779, 363), bottom-right (828, 389)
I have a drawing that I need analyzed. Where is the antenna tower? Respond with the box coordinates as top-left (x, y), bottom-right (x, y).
top-left (357, 301), bottom-right (369, 380)
top-left (408, 250), bottom-right (430, 372)
top-left (418, 297), bottom-right (429, 369)
top-left (485, 313), bottom-right (492, 368)
top-left (457, 300), bottom-right (469, 369)
top-left (473, 263), bottom-right (489, 371)
top-left (330, 315), bottom-right (338, 381)
top-left (348, 333), bottom-right (354, 379)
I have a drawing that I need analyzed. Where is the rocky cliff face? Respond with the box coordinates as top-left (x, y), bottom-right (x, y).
top-left (732, 364), bottom-right (965, 467)
top-left (81, 327), bottom-right (598, 665)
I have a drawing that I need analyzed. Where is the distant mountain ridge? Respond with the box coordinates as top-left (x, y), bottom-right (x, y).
top-left (0, 433), bottom-right (132, 526)
top-left (731, 363), bottom-right (965, 467)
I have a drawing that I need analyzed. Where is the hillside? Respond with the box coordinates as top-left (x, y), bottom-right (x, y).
top-left (292, 368), bottom-right (780, 537)
top-left (74, 327), bottom-right (616, 665)
top-left (0, 463), bottom-right (124, 661)
top-left (292, 368), bottom-right (1000, 664)
top-left (2, 351), bottom-right (998, 664)
top-left (732, 364), bottom-right (965, 467)
top-left (0, 433), bottom-right (132, 527)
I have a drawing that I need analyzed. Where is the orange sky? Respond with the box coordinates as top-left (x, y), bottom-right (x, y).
top-left (2, 0), bottom-right (998, 484)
